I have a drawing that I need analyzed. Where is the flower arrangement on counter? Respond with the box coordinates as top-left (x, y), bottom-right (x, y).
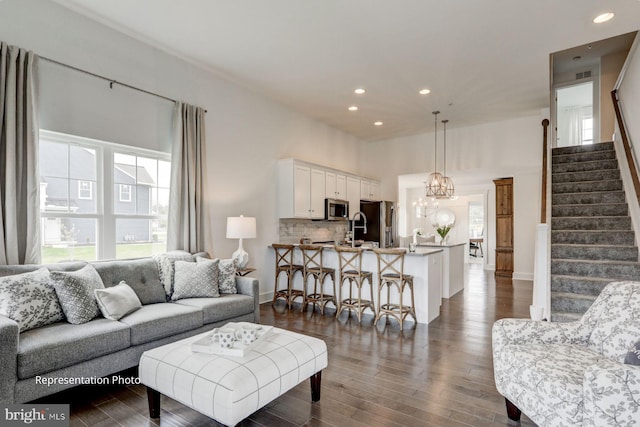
top-left (412, 228), bottom-right (423, 245)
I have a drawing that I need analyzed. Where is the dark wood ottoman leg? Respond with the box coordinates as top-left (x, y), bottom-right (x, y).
top-left (505, 398), bottom-right (521, 421)
top-left (310, 371), bottom-right (322, 402)
top-left (147, 386), bottom-right (161, 418)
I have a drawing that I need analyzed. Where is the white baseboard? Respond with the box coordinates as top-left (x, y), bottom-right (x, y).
top-left (260, 292), bottom-right (274, 304)
top-left (485, 264), bottom-right (495, 271)
top-left (513, 272), bottom-right (534, 281)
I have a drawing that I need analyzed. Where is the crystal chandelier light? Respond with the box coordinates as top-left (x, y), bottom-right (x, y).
top-left (425, 111), bottom-right (445, 198)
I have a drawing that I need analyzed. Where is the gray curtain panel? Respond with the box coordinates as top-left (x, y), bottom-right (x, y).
top-left (167, 102), bottom-right (207, 253)
top-left (0, 42), bottom-right (40, 265)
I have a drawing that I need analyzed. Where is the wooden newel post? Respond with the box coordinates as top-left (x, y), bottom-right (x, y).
top-left (541, 119), bottom-right (549, 224)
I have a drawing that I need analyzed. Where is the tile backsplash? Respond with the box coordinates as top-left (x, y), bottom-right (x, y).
top-left (279, 219), bottom-right (348, 244)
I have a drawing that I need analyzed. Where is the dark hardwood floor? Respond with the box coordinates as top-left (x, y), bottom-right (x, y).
top-left (52, 263), bottom-right (537, 426)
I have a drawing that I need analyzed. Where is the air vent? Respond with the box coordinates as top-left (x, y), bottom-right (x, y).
top-left (576, 70), bottom-right (592, 79)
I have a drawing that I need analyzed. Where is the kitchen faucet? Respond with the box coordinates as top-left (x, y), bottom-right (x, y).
top-left (350, 211), bottom-right (368, 247)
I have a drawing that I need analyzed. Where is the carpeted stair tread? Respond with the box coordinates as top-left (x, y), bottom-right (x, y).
top-left (552, 159), bottom-right (618, 173)
top-left (551, 142), bottom-right (613, 156)
top-left (552, 179), bottom-right (622, 193)
top-left (551, 312), bottom-right (582, 322)
top-left (551, 230), bottom-right (635, 245)
top-left (551, 216), bottom-right (631, 231)
top-left (552, 150), bottom-right (616, 164)
top-left (552, 191), bottom-right (626, 205)
top-left (551, 244), bottom-right (638, 261)
top-left (551, 291), bottom-right (597, 314)
top-left (551, 258), bottom-right (640, 280)
top-left (552, 169), bottom-right (620, 183)
top-left (551, 275), bottom-right (612, 296)
top-left (551, 203), bottom-right (628, 217)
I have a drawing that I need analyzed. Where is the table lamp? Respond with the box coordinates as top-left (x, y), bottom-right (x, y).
top-left (226, 215), bottom-right (256, 269)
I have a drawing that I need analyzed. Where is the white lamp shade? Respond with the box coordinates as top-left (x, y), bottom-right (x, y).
top-left (226, 216), bottom-right (256, 239)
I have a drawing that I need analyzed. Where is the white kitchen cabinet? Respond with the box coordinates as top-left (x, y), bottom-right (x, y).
top-left (326, 172), bottom-right (347, 200)
top-left (360, 179), bottom-right (380, 200)
top-left (279, 160), bottom-right (325, 219)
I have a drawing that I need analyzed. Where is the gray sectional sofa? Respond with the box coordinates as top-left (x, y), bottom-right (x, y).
top-left (0, 254), bottom-right (260, 404)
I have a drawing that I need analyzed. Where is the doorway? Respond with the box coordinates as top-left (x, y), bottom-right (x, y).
top-left (556, 82), bottom-right (595, 147)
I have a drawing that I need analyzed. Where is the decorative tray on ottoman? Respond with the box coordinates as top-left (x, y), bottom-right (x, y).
top-left (191, 322), bottom-right (274, 357)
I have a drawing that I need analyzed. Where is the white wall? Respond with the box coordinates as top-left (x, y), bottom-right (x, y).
top-left (619, 35), bottom-right (640, 165)
top-left (366, 115), bottom-right (543, 279)
top-left (0, 0), bottom-right (370, 301)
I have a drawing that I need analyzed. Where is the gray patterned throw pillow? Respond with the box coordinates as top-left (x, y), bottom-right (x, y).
top-left (50, 265), bottom-right (105, 324)
top-left (171, 258), bottom-right (220, 300)
top-left (625, 340), bottom-right (640, 366)
top-left (152, 251), bottom-right (195, 298)
top-left (218, 258), bottom-right (238, 294)
top-left (0, 268), bottom-right (64, 332)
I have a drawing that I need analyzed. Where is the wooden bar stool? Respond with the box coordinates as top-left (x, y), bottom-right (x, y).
top-left (272, 244), bottom-right (304, 309)
top-left (335, 246), bottom-right (375, 322)
top-left (299, 244), bottom-right (337, 315)
top-left (373, 248), bottom-right (416, 330)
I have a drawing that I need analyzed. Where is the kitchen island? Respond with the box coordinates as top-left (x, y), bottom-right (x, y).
top-left (268, 244), bottom-right (444, 324)
top-left (416, 242), bottom-right (465, 298)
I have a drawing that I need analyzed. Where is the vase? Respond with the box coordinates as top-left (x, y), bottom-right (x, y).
top-left (439, 234), bottom-right (449, 246)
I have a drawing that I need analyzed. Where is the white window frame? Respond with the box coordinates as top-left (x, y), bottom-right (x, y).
top-left (40, 130), bottom-right (170, 260)
top-left (78, 180), bottom-right (93, 200)
top-left (119, 184), bottom-right (132, 202)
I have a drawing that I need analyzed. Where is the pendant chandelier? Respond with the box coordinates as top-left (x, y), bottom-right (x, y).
top-left (438, 119), bottom-right (455, 199)
top-left (425, 110), bottom-right (445, 198)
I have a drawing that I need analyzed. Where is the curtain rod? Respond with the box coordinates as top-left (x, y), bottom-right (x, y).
top-left (39, 55), bottom-right (207, 112)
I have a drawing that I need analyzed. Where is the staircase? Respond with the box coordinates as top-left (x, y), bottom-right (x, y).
top-left (551, 142), bottom-right (640, 321)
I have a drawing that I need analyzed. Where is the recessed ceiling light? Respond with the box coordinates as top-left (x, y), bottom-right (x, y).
top-left (354, 88), bottom-right (366, 95)
top-left (593, 12), bottom-right (614, 23)
top-left (348, 106), bottom-right (358, 111)
top-left (419, 89), bottom-right (431, 95)
top-left (374, 121), bottom-right (383, 126)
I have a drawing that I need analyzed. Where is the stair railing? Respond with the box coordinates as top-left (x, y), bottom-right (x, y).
top-left (611, 89), bottom-right (640, 204)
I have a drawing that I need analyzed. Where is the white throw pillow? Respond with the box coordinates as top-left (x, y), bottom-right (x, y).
top-left (0, 268), bottom-right (64, 332)
top-left (171, 259), bottom-right (220, 300)
top-left (94, 281), bottom-right (142, 320)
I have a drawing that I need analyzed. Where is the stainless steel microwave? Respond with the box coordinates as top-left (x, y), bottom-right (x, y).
top-left (325, 198), bottom-right (349, 220)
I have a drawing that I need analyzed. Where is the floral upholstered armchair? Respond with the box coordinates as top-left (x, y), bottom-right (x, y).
top-left (493, 281), bottom-right (640, 427)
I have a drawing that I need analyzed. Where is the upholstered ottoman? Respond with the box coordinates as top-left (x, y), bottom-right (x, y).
top-left (138, 327), bottom-right (327, 426)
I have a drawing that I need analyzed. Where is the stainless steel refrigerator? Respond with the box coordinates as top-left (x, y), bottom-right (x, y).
top-left (354, 200), bottom-right (397, 248)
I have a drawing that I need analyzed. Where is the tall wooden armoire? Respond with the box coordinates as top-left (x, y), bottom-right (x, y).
top-left (494, 178), bottom-right (514, 277)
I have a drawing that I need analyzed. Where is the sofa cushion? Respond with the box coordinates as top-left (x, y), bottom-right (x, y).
top-left (92, 258), bottom-right (166, 305)
top-left (495, 343), bottom-right (605, 426)
top-left (0, 268), bottom-right (64, 332)
top-left (50, 265), bottom-right (104, 324)
top-left (94, 281), bottom-right (142, 320)
top-left (587, 281), bottom-right (640, 362)
top-left (175, 294), bottom-right (254, 324)
top-left (153, 251), bottom-right (195, 298)
top-left (171, 259), bottom-right (220, 300)
top-left (118, 303), bottom-right (203, 345)
top-left (17, 318), bottom-right (130, 379)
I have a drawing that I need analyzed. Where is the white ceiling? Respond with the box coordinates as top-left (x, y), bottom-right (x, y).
top-left (54, 0), bottom-right (640, 142)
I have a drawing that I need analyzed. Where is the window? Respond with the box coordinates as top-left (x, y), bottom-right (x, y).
top-left (582, 116), bottom-right (593, 145)
top-left (39, 130), bottom-right (170, 262)
top-left (78, 180), bottom-right (93, 200)
top-left (119, 184), bottom-right (132, 202)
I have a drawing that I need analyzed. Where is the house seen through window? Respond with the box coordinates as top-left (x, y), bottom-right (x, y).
top-left (39, 130), bottom-right (171, 262)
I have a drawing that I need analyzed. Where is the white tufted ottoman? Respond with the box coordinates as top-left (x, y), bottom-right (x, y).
top-left (138, 327), bottom-right (327, 426)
